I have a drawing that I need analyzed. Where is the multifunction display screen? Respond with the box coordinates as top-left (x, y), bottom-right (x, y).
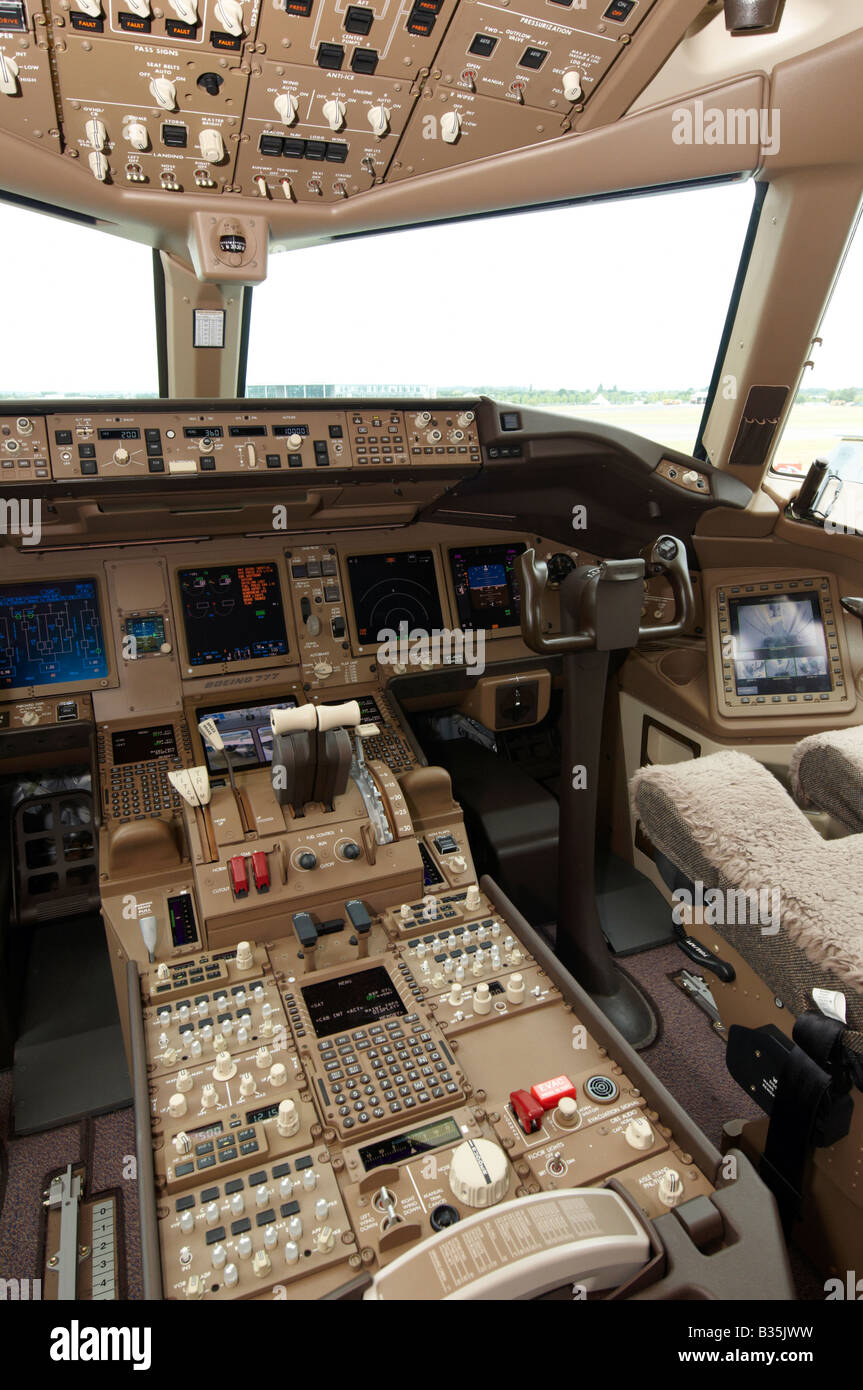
top-left (0, 579), bottom-right (108, 690)
top-left (449, 543), bottom-right (526, 630)
top-left (178, 563), bottom-right (289, 666)
top-left (729, 592), bottom-right (831, 696)
top-left (111, 724), bottom-right (178, 765)
top-left (195, 697), bottom-right (299, 773)
top-left (347, 551), bottom-right (443, 645)
top-left (300, 966), bottom-right (407, 1038)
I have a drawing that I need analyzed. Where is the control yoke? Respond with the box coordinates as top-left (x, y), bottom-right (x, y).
top-left (517, 535), bottom-right (694, 657)
top-left (512, 535), bottom-right (693, 1049)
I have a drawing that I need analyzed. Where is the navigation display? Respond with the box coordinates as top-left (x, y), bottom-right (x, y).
top-left (729, 592), bottom-right (831, 696)
top-left (0, 579), bottom-right (108, 690)
top-left (195, 697), bottom-right (299, 773)
top-left (449, 542), bottom-right (526, 630)
top-left (300, 966), bottom-right (407, 1038)
top-left (178, 562), bottom-right (289, 667)
top-left (347, 551), bottom-right (443, 646)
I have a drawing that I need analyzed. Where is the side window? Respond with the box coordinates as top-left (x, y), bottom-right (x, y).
top-left (770, 216), bottom-right (863, 492)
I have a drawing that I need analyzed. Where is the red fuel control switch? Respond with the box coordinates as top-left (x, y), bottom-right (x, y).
top-left (530, 1075), bottom-right (577, 1111)
top-left (510, 1089), bottom-right (545, 1135)
top-left (229, 854), bottom-right (249, 898)
top-left (251, 850), bottom-right (270, 893)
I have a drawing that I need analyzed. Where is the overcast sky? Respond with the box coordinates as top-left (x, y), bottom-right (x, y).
top-left (2, 177), bottom-right (860, 395)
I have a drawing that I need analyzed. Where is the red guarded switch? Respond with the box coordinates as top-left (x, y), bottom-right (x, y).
top-left (251, 850), bottom-right (270, 893)
top-left (229, 854), bottom-right (249, 898)
top-left (530, 1075), bottom-right (577, 1111)
top-left (510, 1089), bottom-right (545, 1135)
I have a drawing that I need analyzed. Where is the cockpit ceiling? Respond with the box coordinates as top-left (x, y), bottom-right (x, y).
top-left (1, 0), bottom-right (862, 273)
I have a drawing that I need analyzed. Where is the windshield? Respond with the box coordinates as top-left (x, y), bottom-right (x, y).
top-left (0, 201), bottom-right (159, 400)
top-left (247, 179), bottom-right (756, 453)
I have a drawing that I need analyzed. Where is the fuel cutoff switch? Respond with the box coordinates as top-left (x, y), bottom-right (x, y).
top-left (229, 855), bottom-right (249, 898)
top-left (251, 851), bottom-right (270, 892)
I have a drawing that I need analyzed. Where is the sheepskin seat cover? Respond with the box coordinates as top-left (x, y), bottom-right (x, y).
top-left (631, 749), bottom-right (863, 1049)
top-left (791, 726), bottom-right (863, 833)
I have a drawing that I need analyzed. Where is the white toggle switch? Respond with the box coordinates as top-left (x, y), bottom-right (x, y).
top-left (230, 1192), bottom-right (245, 1216)
top-left (0, 53), bottom-right (19, 97)
top-left (169, 0), bottom-right (197, 21)
top-left (284, 1241), bottom-right (299, 1264)
top-left (212, 1244), bottom-right (227, 1269)
top-left (237, 1234), bottom-right (252, 1260)
top-left (179, 1209), bottom-right (195, 1233)
top-left (274, 92), bottom-right (298, 125)
top-left (315, 1198), bottom-right (329, 1221)
top-left (124, 0), bottom-right (151, 14)
top-left (367, 104), bottom-right (390, 136)
top-left (279, 1175), bottom-right (293, 1199)
top-left (215, 0), bottom-right (244, 34)
top-left (562, 69), bottom-right (583, 102)
top-left (198, 128), bottom-right (225, 164)
top-left (440, 109), bottom-right (461, 144)
top-left (256, 176), bottom-right (269, 198)
top-left (224, 1263), bottom-right (238, 1287)
top-left (150, 77), bottom-right (177, 111)
top-left (682, 469), bottom-right (700, 485)
top-left (205, 1201), bottom-right (220, 1226)
top-left (255, 1184), bottom-right (270, 1207)
top-left (302, 1168), bottom-right (317, 1191)
top-left (88, 150), bottom-right (109, 182)
top-left (281, 178), bottom-right (295, 201)
top-left (316, 1226), bottom-right (335, 1253)
top-left (288, 1215), bottom-right (303, 1240)
top-left (625, 1116), bottom-right (655, 1151)
top-left (322, 98), bottom-right (346, 132)
top-left (76, 0), bottom-right (102, 14)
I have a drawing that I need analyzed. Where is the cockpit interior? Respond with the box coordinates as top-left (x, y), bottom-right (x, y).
top-left (1, 0), bottom-right (862, 1322)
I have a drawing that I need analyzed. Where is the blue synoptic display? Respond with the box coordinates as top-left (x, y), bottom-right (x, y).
top-left (0, 578), bottom-right (109, 689)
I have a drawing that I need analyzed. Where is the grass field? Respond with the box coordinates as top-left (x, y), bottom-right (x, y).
top-left (545, 402), bottom-right (863, 472)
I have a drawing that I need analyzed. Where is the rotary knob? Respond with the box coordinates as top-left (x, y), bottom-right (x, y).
top-left (449, 1138), bottom-right (510, 1209)
top-left (175, 1069), bottom-right (193, 1092)
top-left (367, 104), bottom-right (390, 136)
top-left (313, 661), bottom-right (333, 679)
top-left (275, 92), bottom-right (298, 125)
top-left (212, 1050), bottom-right (236, 1081)
top-left (322, 98), bottom-right (346, 131)
top-left (341, 841), bottom-right (361, 860)
top-left (562, 69), bottom-right (583, 102)
top-left (440, 109), bottom-right (461, 144)
top-left (625, 1116), bottom-right (654, 1151)
top-left (659, 1169), bottom-right (684, 1207)
top-left (278, 1099), bottom-right (299, 1137)
top-left (298, 851), bottom-right (317, 870)
top-left (269, 1062), bottom-right (287, 1089)
top-left (168, 1093), bottom-right (187, 1119)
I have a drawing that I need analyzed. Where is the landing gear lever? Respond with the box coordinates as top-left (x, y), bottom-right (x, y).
top-left (516, 537), bottom-right (694, 1049)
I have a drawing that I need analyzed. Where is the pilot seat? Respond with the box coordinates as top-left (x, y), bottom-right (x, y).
top-left (630, 745), bottom-right (863, 1277)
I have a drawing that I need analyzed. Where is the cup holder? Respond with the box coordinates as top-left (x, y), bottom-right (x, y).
top-left (657, 649), bottom-right (704, 686)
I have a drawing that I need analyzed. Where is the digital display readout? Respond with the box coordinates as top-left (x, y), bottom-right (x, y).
top-left (301, 966), bottom-right (407, 1038)
top-left (359, 1117), bottom-right (463, 1173)
top-left (729, 592), bottom-right (832, 696)
top-left (178, 562), bottom-right (289, 666)
top-left (0, 578), bottom-right (108, 690)
top-left (245, 1102), bottom-right (280, 1124)
top-left (449, 542), bottom-right (526, 631)
top-left (111, 723), bottom-right (178, 765)
top-left (228, 426), bottom-right (268, 437)
top-left (273, 425), bottom-right (310, 437)
top-left (97, 428), bottom-right (140, 440)
top-left (183, 427), bottom-right (224, 438)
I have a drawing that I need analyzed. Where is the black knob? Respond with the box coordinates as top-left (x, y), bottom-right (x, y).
top-left (298, 851), bottom-right (317, 870)
top-left (547, 552), bottom-right (575, 585)
top-left (341, 841), bottom-right (361, 860)
top-left (197, 72), bottom-right (223, 95)
top-left (430, 1204), bottom-right (460, 1231)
